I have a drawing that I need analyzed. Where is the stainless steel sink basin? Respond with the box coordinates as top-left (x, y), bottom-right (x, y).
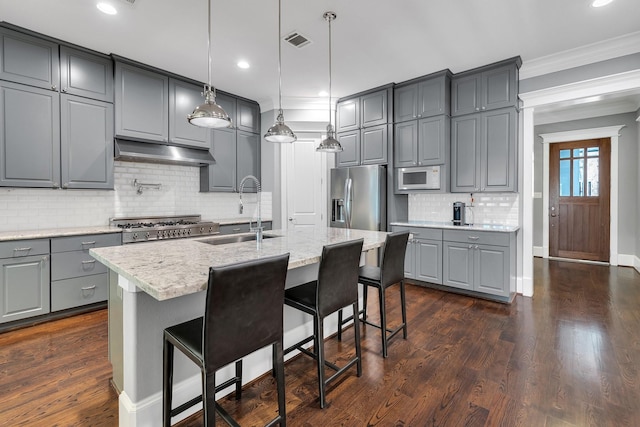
top-left (198, 233), bottom-right (277, 246)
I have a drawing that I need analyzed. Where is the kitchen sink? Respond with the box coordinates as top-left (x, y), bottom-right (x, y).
top-left (198, 233), bottom-right (278, 246)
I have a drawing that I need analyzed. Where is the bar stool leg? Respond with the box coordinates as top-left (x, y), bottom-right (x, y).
top-left (378, 286), bottom-right (388, 358)
top-left (314, 315), bottom-right (327, 408)
top-left (352, 301), bottom-right (362, 377)
top-left (274, 342), bottom-right (286, 426)
top-left (163, 339), bottom-right (174, 427)
top-left (400, 280), bottom-right (408, 339)
top-left (234, 360), bottom-right (243, 400)
top-left (337, 310), bottom-right (344, 341)
top-left (203, 372), bottom-right (216, 427)
top-left (362, 284), bottom-right (368, 322)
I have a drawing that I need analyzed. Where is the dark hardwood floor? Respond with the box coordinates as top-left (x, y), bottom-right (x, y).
top-left (1, 258), bottom-right (639, 426)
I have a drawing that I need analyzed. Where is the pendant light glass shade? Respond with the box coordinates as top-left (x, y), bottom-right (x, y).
top-left (188, 0), bottom-right (231, 129)
top-left (316, 12), bottom-right (342, 153)
top-left (265, 0), bottom-right (296, 143)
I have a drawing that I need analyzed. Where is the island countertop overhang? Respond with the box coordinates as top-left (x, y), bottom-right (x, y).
top-left (90, 227), bottom-right (389, 301)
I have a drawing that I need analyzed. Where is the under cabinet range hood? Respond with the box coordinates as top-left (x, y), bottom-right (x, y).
top-left (114, 139), bottom-right (215, 166)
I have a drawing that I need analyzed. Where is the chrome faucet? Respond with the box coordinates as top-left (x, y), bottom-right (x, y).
top-left (239, 175), bottom-right (263, 244)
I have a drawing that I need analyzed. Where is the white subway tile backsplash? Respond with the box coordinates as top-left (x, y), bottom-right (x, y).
top-left (0, 161), bottom-right (272, 232)
top-left (408, 193), bottom-right (519, 226)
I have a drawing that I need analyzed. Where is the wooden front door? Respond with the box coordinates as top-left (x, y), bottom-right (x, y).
top-left (549, 138), bottom-right (610, 261)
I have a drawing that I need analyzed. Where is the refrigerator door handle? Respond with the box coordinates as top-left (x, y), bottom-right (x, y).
top-left (345, 178), bottom-right (353, 229)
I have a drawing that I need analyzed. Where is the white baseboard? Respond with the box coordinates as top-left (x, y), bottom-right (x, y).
top-left (533, 246), bottom-right (544, 258)
top-left (613, 254), bottom-right (640, 274)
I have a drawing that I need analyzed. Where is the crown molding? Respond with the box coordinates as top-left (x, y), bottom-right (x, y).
top-left (520, 31), bottom-right (640, 80)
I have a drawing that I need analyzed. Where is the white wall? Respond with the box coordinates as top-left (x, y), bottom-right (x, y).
top-left (637, 108), bottom-right (640, 264)
top-left (0, 161), bottom-right (271, 232)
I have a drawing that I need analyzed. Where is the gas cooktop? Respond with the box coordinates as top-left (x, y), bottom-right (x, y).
top-left (111, 215), bottom-right (220, 243)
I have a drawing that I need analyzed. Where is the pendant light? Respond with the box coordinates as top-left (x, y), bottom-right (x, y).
top-left (188, 0), bottom-right (232, 128)
top-left (316, 11), bottom-right (342, 153)
top-left (264, 0), bottom-right (297, 143)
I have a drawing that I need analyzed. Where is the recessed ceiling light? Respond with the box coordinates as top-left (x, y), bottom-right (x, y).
top-left (318, 90), bottom-right (328, 97)
top-left (97, 2), bottom-right (118, 14)
top-left (591, 0), bottom-right (613, 7)
top-left (237, 61), bottom-right (250, 69)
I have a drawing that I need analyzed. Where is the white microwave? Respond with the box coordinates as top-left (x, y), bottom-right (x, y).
top-left (397, 166), bottom-right (442, 191)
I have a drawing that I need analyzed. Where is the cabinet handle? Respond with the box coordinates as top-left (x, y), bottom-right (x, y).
top-left (62, 183), bottom-right (68, 189)
top-left (14, 247), bottom-right (32, 252)
top-left (53, 182), bottom-right (59, 189)
top-left (82, 260), bottom-right (96, 265)
top-left (481, 107), bottom-right (486, 110)
top-left (232, 228), bottom-right (241, 232)
top-left (468, 244), bottom-right (473, 249)
top-left (475, 245), bottom-right (479, 250)
top-left (62, 87), bottom-right (68, 93)
top-left (81, 285), bottom-right (97, 291)
top-left (81, 241), bottom-right (97, 246)
top-left (51, 85), bottom-right (57, 91)
top-left (468, 236), bottom-right (480, 240)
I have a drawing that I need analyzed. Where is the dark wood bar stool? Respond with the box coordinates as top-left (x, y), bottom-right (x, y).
top-left (338, 230), bottom-right (410, 358)
top-left (283, 239), bottom-right (364, 408)
top-left (163, 253), bottom-right (290, 427)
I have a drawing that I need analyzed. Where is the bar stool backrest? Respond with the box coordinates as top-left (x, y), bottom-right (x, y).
top-left (379, 231), bottom-right (410, 289)
top-left (204, 253), bottom-right (290, 371)
top-left (316, 239), bottom-right (364, 318)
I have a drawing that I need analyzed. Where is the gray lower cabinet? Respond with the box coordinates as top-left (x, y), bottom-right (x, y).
top-left (393, 226), bottom-right (442, 285)
top-left (0, 81), bottom-right (61, 188)
top-left (451, 107), bottom-right (517, 192)
top-left (442, 229), bottom-right (515, 298)
top-left (337, 124), bottom-right (387, 168)
top-left (0, 239), bottom-right (51, 324)
top-left (50, 233), bottom-right (121, 312)
top-left (0, 27), bottom-right (59, 90)
top-left (60, 94), bottom-right (114, 189)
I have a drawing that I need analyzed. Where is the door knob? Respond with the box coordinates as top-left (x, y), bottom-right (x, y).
top-left (288, 217), bottom-right (294, 222)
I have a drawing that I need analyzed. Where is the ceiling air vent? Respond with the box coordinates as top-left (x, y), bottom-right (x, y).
top-left (284, 32), bottom-right (311, 48)
top-left (119, 0), bottom-right (136, 5)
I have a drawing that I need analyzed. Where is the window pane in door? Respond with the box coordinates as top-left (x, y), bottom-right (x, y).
top-left (559, 159), bottom-right (570, 197)
top-left (587, 147), bottom-right (599, 157)
top-left (587, 158), bottom-right (599, 196)
top-left (573, 148), bottom-right (584, 157)
top-left (559, 149), bottom-right (571, 159)
top-left (573, 159), bottom-right (584, 196)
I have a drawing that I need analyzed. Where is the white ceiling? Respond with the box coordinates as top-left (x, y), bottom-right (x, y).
top-left (2, 0), bottom-right (640, 116)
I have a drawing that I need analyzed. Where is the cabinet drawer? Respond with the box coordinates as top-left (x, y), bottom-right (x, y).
top-left (443, 229), bottom-right (510, 246)
top-left (51, 251), bottom-right (108, 280)
top-left (391, 226), bottom-right (442, 241)
top-left (51, 273), bottom-right (108, 312)
top-left (51, 233), bottom-right (121, 253)
top-left (0, 239), bottom-right (49, 258)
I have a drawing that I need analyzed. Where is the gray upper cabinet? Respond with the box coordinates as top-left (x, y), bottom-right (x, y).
top-left (60, 46), bottom-right (113, 102)
top-left (115, 62), bottom-right (169, 143)
top-left (236, 130), bottom-right (260, 192)
top-left (201, 127), bottom-right (236, 192)
top-left (0, 28), bottom-right (59, 91)
top-left (215, 93), bottom-right (237, 125)
top-left (336, 130), bottom-right (361, 168)
top-left (0, 81), bottom-right (61, 188)
top-left (168, 79), bottom-right (211, 149)
top-left (361, 124), bottom-right (388, 165)
top-left (336, 88), bottom-right (387, 133)
top-left (451, 107), bottom-right (517, 192)
top-left (394, 116), bottom-right (449, 167)
top-left (394, 71), bottom-right (451, 123)
top-left (237, 99), bottom-right (260, 133)
top-left (451, 59), bottom-right (520, 117)
top-left (60, 94), bottom-right (114, 189)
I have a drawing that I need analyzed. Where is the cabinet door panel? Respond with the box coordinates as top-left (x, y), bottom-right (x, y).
top-left (416, 239), bottom-right (442, 284)
top-left (482, 65), bottom-right (516, 111)
top-left (336, 131), bottom-right (360, 167)
top-left (0, 28), bottom-right (59, 90)
top-left (418, 116), bottom-right (447, 166)
top-left (61, 95), bottom-right (113, 189)
top-left (394, 84), bottom-right (417, 123)
top-left (443, 242), bottom-right (473, 291)
top-left (215, 93), bottom-right (237, 127)
top-left (451, 115), bottom-right (480, 192)
top-left (336, 98), bottom-right (359, 132)
top-left (51, 273), bottom-right (108, 312)
top-left (236, 130), bottom-right (260, 192)
top-left (451, 74), bottom-right (480, 116)
top-left (236, 99), bottom-right (259, 133)
top-left (0, 82), bottom-right (60, 188)
top-left (168, 79), bottom-right (211, 149)
top-left (361, 90), bottom-right (387, 128)
top-left (475, 245), bottom-right (509, 297)
top-left (394, 121), bottom-right (418, 167)
top-left (404, 240), bottom-right (416, 279)
top-left (0, 255), bottom-right (50, 323)
top-left (482, 108), bottom-right (516, 192)
top-left (60, 46), bottom-right (113, 102)
top-left (418, 78), bottom-right (445, 118)
top-left (115, 63), bottom-right (168, 142)
top-left (201, 127), bottom-right (236, 192)
top-left (361, 125), bottom-right (387, 165)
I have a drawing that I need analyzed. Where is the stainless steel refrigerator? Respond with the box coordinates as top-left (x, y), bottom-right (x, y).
top-left (330, 165), bottom-right (386, 231)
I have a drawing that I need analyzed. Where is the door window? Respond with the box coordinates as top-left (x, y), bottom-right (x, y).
top-left (558, 146), bottom-right (600, 197)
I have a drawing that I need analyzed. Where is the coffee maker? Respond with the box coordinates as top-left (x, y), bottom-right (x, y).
top-left (453, 202), bottom-right (466, 226)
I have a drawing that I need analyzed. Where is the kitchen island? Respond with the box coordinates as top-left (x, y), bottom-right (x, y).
top-left (90, 226), bottom-right (388, 427)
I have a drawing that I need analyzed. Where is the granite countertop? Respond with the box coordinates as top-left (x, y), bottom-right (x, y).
top-left (90, 226), bottom-right (388, 301)
top-left (0, 226), bottom-right (121, 242)
top-left (390, 220), bottom-right (519, 233)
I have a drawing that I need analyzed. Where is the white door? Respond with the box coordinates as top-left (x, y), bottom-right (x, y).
top-left (282, 139), bottom-right (326, 229)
